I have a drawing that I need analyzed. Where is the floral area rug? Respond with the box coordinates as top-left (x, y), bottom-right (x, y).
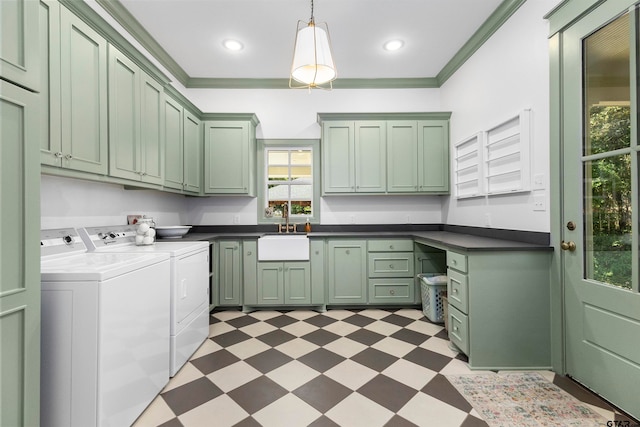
top-left (446, 372), bottom-right (608, 426)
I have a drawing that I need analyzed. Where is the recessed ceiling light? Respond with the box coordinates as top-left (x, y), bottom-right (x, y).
top-left (383, 40), bottom-right (404, 51)
top-left (223, 39), bottom-right (244, 51)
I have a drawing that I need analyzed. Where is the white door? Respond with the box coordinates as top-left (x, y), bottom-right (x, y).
top-left (561, 2), bottom-right (640, 419)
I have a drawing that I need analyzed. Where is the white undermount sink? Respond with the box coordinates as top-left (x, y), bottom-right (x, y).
top-left (257, 234), bottom-right (310, 261)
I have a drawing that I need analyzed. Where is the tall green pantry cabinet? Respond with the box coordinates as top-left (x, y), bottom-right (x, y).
top-left (1, 0), bottom-right (41, 425)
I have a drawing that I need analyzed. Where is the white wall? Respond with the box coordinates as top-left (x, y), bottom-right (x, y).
top-left (185, 87), bottom-right (445, 225)
top-left (440, 0), bottom-right (559, 232)
top-left (40, 175), bottom-right (188, 229)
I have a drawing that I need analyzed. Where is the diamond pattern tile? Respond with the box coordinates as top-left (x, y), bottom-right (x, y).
top-left (134, 308), bottom-right (638, 427)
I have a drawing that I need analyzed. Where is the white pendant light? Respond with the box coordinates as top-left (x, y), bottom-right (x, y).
top-left (289, 0), bottom-right (336, 90)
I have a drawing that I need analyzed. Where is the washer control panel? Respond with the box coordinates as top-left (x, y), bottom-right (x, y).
top-left (40, 228), bottom-right (86, 257)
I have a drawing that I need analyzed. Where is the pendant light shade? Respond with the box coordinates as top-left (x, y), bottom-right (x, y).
top-left (290, 0), bottom-right (336, 89)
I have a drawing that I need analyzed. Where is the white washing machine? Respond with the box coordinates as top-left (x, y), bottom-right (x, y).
top-left (79, 225), bottom-right (209, 377)
top-left (40, 228), bottom-right (171, 427)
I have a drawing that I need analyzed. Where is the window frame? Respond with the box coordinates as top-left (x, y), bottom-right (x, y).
top-left (257, 139), bottom-right (321, 224)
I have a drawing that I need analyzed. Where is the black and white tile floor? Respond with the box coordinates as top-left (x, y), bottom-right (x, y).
top-left (133, 308), bottom-right (637, 427)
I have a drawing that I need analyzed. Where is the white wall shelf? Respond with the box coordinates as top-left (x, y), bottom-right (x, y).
top-left (454, 132), bottom-right (484, 199)
top-left (484, 109), bottom-right (531, 196)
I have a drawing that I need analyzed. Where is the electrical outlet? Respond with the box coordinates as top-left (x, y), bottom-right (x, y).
top-left (233, 215), bottom-right (240, 224)
top-left (484, 213), bottom-right (491, 227)
top-left (406, 215), bottom-right (412, 224)
top-left (533, 196), bottom-right (546, 211)
top-left (349, 215), bottom-right (356, 224)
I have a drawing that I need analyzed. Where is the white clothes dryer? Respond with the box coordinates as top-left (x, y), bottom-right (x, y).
top-left (40, 228), bottom-right (171, 427)
top-left (79, 225), bottom-right (209, 377)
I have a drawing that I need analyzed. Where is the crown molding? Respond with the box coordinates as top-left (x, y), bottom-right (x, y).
top-left (94, 0), bottom-right (524, 90)
top-left (317, 112), bottom-right (452, 122)
top-left (95, 0), bottom-right (190, 86)
top-left (436, 0), bottom-right (526, 86)
top-left (186, 77), bottom-right (439, 89)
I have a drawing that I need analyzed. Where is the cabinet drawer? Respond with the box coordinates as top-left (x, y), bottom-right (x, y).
top-left (368, 279), bottom-right (414, 303)
top-left (447, 268), bottom-right (468, 313)
top-left (368, 252), bottom-right (414, 278)
top-left (448, 305), bottom-right (469, 355)
top-left (368, 239), bottom-right (414, 252)
top-left (447, 251), bottom-right (468, 273)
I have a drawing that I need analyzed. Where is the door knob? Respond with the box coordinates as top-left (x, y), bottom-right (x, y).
top-left (560, 240), bottom-right (576, 251)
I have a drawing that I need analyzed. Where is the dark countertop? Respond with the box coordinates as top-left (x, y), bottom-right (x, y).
top-left (161, 230), bottom-right (553, 252)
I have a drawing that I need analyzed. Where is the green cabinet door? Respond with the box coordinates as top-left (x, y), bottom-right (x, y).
top-left (257, 263), bottom-right (284, 304)
top-left (322, 121), bottom-right (355, 193)
top-left (39, 0), bottom-right (62, 167)
top-left (327, 240), bottom-right (367, 304)
top-left (139, 72), bottom-right (163, 184)
top-left (183, 110), bottom-right (202, 194)
top-left (254, 262), bottom-right (311, 306)
top-left (163, 96), bottom-right (201, 194)
top-left (0, 0), bottom-right (40, 90)
top-left (284, 262), bottom-right (311, 304)
top-left (354, 121), bottom-right (386, 193)
top-left (310, 239), bottom-right (326, 306)
top-left (387, 121), bottom-right (419, 192)
top-left (163, 95), bottom-right (184, 190)
top-left (59, 6), bottom-right (108, 175)
top-left (218, 241), bottom-right (242, 306)
top-left (418, 120), bottom-right (449, 193)
top-left (108, 45), bottom-right (163, 185)
top-left (204, 120), bottom-right (256, 195)
top-left (322, 121), bottom-right (386, 194)
top-left (1, 79), bottom-right (41, 427)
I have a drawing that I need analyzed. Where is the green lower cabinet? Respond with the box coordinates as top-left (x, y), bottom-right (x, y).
top-left (252, 262), bottom-right (311, 306)
top-left (446, 250), bottom-right (552, 370)
top-left (327, 240), bottom-right (367, 304)
top-left (309, 239), bottom-right (326, 306)
top-left (368, 279), bottom-right (415, 304)
top-left (217, 240), bottom-right (242, 306)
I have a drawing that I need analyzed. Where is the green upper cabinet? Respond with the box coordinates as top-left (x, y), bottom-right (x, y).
top-left (39, 0), bottom-right (61, 167)
top-left (108, 45), bottom-right (163, 185)
top-left (387, 120), bottom-right (450, 193)
top-left (387, 121), bottom-right (419, 192)
top-left (418, 120), bottom-right (449, 193)
top-left (163, 95), bottom-right (184, 191)
top-left (183, 110), bottom-right (202, 193)
top-left (322, 121), bottom-right (354, 193)
top-left (319, 113), bottom-right (450, 195)
top-left (41, 2), bottom-right (108, 174)
top-left (203, 115), bottom-right (259, 195)
top-left (1, 0), bottom-right (40, 91)
top-left (163, 95), bottom-right (202, 194)
top-left (322, 120), bottom-right (386, 194)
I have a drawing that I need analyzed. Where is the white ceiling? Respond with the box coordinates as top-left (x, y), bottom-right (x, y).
top-left (115, 0), bottom-right (505, 80)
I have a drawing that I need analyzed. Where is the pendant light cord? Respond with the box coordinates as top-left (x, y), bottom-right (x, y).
top-left (309, 0), bottom-right (315, 24)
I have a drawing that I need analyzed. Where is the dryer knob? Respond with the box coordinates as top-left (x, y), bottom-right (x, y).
top-left (63, 235), bottom-right (73, 245)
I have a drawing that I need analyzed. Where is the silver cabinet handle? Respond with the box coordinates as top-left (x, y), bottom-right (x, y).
top-left (389, 264), bottom-right (394, 269)
top-left (390, 289), bottom-right (395, 296)
top-left (54, 152), bottom-right (63, 158)
top-left (346, 249), bottom-right (350, 255)
top-left (453, 326), bottom-right (459, 332)
top-left (453, 288), bottom-right (459, 294)
top-left (389, 245), bottom-right (394, 250)
top-left (64, 154), bottom-right (73, 160)
top-left (247, 251), bottom-right (252, 256)
top-left (279, 266), bottom-right (283, 271)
